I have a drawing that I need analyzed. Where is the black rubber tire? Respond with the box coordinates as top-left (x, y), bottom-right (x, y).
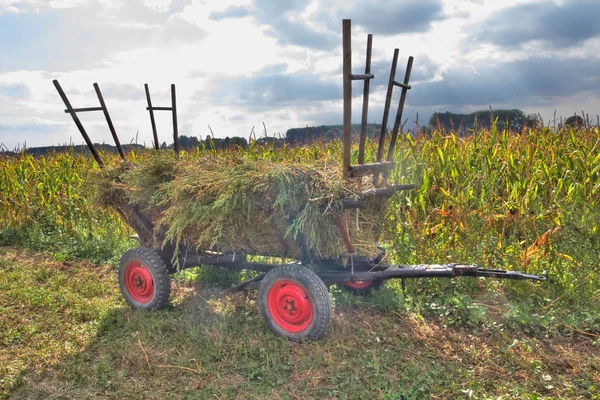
top-left (118, 247), bottom-right (171, 310)
top-left (341, 279), bottom-right (384, 295)
top-left (259, 265), bottom-right (331, 342)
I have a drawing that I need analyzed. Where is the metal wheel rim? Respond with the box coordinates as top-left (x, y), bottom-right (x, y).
top-left (267, 280), bottom-right (313, 333)
top-left (124, 261), bottom-right (155, 303)
top-left (345, 280), bottom-right (374, 289)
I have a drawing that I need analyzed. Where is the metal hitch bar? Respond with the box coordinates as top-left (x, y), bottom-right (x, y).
top-left (318, 263), bottom-right (546, 285)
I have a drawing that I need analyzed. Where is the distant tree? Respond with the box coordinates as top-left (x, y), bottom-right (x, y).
top-left (428, 109), bottom-right (529, 134)
top-left (565, 115), bottom-right (584, 128)
top-left (523, 114), bottom-right (540, 129)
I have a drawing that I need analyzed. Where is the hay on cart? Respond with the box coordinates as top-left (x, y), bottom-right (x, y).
top-left (93, 151), bottom-right (391, 261)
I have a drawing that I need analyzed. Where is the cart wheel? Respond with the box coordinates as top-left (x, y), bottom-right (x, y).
top-left (259, 265), bottom-right (331, 341)
top-left (341, 279), bottom-right (383, 294)
top-left (118, 247), bottom-right (171, 310)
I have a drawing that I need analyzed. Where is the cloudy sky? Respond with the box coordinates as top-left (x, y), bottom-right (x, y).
top-left (0, 0), bottom-right (599, 149)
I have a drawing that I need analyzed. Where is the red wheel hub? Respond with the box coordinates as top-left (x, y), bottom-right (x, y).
top-left (267, 280), bottom-right (313, 333)
top-left (124, 261), bottom-right (155, 303)
top-left (345, 280), bottom-right (374, 289)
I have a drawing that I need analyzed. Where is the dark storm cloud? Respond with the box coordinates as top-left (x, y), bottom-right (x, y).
top-left (210, 69), bottom-right (341, 110)
top-left (315, 0), bottom-right (446, 36)
top-left (265, 19), bottom-right (338, 50)
top-left (411, 56), bottom-right (600, 107)
top-left (208, 0), bottom-right (337, 50)
top-left (351, 0), bottom-right (445, 35)
top-left (369, 54), bottom-right (437, 89)
top-left (471, 0), bottom-right (600, 48)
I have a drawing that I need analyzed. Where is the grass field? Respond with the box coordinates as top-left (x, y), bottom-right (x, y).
top-left (2, 247), bottom-right (599, 399)
top-left (1, 124), bottom-right (600, 398)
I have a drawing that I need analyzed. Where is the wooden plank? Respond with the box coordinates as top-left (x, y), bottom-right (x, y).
top-left (146, 106), bottom-right (173, 111)
top-left (362, 184), bottom-right (416, 198)
top-left (342, 19), bottom-right (352, 179)
top-left (171, 84), bottom-right (179, 155)
top-left (376, 49), bottom-right (399, 162)
top-left (358, 33), bottom-right (372, 165)
top-left (348, 161), bottom-right (394, 177)
top-left (144, 84), bottom-right (160, 150)
top-left (335, 214), bottom-right (356, 254)
top-left (53, 79), bottom-right (104, 168)
top-left (393, 81), bottom-right (411, 90)
top-left (66, 107), bottom-right (103, 113)
top-left (349, 74), bottom-right (374, 80)
top-left (341, 198), bottom-right (367, 209)
top-left (387, 56), bottom-right (414, 163)
top-left (94, 83), bottom-right (125, 161)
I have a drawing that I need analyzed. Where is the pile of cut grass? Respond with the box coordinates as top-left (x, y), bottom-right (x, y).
top-left (93, 150), bottom-right (390, 260)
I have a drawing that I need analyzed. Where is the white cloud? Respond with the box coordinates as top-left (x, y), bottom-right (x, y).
top-left (0, 0), bottom-right (599, 150)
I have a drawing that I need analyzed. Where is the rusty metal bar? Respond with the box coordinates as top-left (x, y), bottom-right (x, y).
top-left (387, 56), bottom-right (414, 162)
top-left (342, 19), bottom-right (352, 179)
top-left (358, 34), bottom-right (373, 165)
top-left (94, 83), bottom-right (125, 161)
top-left (144, 83), bottom-right (160, 150)
top-left (376, 49), bottom-right (399, 163)
top-left (52, 79), bottom-right (104, 168)
top-left (171, 84), bottom-right (179, 155)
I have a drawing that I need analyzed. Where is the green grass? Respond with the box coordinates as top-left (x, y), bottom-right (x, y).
top-left (2, 248), bottom-right (599, 399)
top-left (2, 125), bottom-right (600, 397)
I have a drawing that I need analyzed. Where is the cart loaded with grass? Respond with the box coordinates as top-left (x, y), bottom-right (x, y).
top-left (53, 20), bottom-right (544, 341)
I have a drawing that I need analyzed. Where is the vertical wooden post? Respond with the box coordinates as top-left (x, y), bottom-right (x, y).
top-left (342, 19), bottom-right (352, 179)
top-left (357, 34), bottom-right (372, 165)
top-left (171, 84), bottom-right (179, 154)
top-left (144, 83), bottom-right (160, 150)
top-left (376, 49), bottom-right (399, 162)
top-left (387, 56), bottom-right (414, 162)
top-left (52, 79), bottom-right (104, 168)
top-left (94, 83), bottom-right (125, 161)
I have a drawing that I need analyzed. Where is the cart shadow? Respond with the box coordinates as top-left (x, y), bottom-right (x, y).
top-left (7, 284), bottom-right (263, 399)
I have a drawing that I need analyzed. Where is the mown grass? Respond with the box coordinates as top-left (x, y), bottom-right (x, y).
top-left (1, 124), bottom-right (600, 397)
top-left (1, 248), bottom-right (599, 399)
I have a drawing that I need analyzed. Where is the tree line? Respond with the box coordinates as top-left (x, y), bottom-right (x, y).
top-left (4, 109), bottom-right (589, 155)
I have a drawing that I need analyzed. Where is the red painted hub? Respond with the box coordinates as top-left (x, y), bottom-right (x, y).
top-left (267, 280), bottom-right (313, 333)
top-left (124, 261), bottom-right (155, 303)
top-left (345, 280), bottom-right (374, 289)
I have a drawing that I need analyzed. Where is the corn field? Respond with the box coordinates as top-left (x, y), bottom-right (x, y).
top-left (1, 124), bottom-right (599, 310)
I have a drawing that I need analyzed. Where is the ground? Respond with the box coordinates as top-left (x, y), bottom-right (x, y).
top-left (1, 247), bottom-right (599, 399)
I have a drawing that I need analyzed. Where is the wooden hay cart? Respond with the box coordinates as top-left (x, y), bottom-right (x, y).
top-left (53, 20), bottom-right (545, 341)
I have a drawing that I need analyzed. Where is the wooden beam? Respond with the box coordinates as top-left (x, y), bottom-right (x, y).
top-left (348, 161), bottom-right (394, 177)
top-left (387, 56), bottom-right (414, 163)
top-left (342, 19), bottom-right (352, 179)
top-left (358, 33), bottom-right (372, 165)
top-left (144, 83), bottom-right (160, 150)
top-left (376, 49), bottom-right (399, 163)
top-left (362, 184), bottom-right (416, 198)
top-left (94, 83), bottom-right (125, 161)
